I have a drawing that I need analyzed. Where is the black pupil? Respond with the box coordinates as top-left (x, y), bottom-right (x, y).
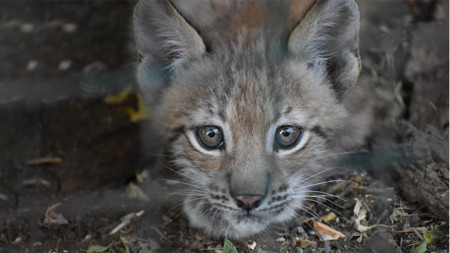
top-left (197, 126), bottom-right (223, 150)
top-left (275, 125), bottom-right (302, 149)
top-left (207, 129), bottom-right (216, 138)
top-left (281, 128), bottom-right (291, 137)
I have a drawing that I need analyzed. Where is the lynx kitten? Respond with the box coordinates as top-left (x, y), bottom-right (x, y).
top-left (133, 0), bottom-right (371, 239)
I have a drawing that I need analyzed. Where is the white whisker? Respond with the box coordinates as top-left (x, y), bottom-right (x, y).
top-left (282, 220), bottom-right (288, 237)
top-left (201, 205), bottom-right (216, 217)
top-left (168, 196), bottom-right (207, 214)
top-left (170, 197), bottom-right (207, 220)
top-left (290, 204), bottom-right (323, 222)
top-left (284, 206), bottom-right (309, 228)
top-left (296, 167), bottom-right (342, 185)
top-left (170, 191), bottom-right (205, 197)
top-left (298, 190), bottom-right (347, 202)
top-left (295, 195), bottom-right (345, 209)
top-left (300, 198), bottom-right (345, 219)
top-left (163, 165), bottom-right (203, 184)
top-left (321, 150), bottom-right (363, 158)
top-left (293, 179), bottom-right (346, 190)
top-left (160, 178), bottom-right (204, 190)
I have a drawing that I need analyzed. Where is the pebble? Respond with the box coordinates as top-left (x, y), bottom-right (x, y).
top-left (275, 237), bottom-right (286, 243)
top-left (247, 240), bottom-right (257, 250)
top-left (190, 240), bottom-right (202, 250)
top-left (12, 237), bottom-right (22, 244)
top-left (26, 60), bottom-right (38, 71)
top-left (294, 247), bottom-right (303, 253)
top-left (58, 60), bottom-right (72, 71)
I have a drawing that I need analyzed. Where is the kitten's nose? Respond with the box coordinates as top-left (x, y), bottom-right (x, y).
top-left (233, 195), bottom-right (264, 211)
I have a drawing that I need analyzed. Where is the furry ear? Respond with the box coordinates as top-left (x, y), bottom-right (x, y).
top-left (133, 0), bottom-right (206, 106)
top-left (288, 0), bottom-right (360, 99)
top-left (133, 0), bottom-right (206, 91)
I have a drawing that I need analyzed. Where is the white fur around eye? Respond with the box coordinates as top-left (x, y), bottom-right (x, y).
top-left (187, 130), bottom-right (222, 156)
top-left (276, 130), bottom-right (310, 156)
top-left (186, 119), bottom-right (233, 156)
top-left (266, 120), bottom-right (310, 156)
top-left (268, 109), bottom-right (310, 156)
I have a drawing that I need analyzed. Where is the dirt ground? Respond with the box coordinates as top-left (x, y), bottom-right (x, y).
top-left (0, 0), bottom-right (448, 252)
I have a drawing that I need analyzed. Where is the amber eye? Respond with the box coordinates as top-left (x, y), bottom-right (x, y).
top-left (275, 125), bottom-right (302, 150)
top-left (196, 125), bottom-right (224, 150)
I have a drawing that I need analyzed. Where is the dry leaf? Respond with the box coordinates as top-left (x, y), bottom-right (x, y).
top-left (353, 198), bottom-right (376, 232)
top-left (313, 221), bottom-right (345, 241)
top-left (194, 232), bottom-right (203, 241)
top-left (322, 212), bottom-right (337, 222)
top-left (296, 237), bottom-right (317, 248)
top-left (123, 94), bottom-right (149, 122)
top-left (104, 88), bottom-right (131, 104)
top-left (126, 183), bottom-right (149, 201)
top-left (44, 203), bottom-right (69, 226)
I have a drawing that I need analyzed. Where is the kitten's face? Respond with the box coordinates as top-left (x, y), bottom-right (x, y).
top-left (134, 0), bottom-right (360, 239)
top-left (160, 57), bottom-right (347, 238)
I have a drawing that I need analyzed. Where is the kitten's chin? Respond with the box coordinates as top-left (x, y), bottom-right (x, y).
top-left (183, 195), bottom-right (305, 239)
top-left (225, 219), bottom-right (268, 239)
top-left (188, 212), bottom-right (269, 239)
top-left (184, 201), bottom-right (285, 239)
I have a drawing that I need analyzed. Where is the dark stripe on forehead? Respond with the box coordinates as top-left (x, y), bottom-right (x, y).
top-left (284, 106), bottom-right (293, 114)
top-left (217, 109), bottom-right (226, 121)
top-left (168, 125), bottom-right (186, 143)
top-left (311, 126), bottom-right (327, 140)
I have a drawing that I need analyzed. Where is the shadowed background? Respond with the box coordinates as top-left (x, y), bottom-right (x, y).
top-left (0, 0), bottom-right (448, 252)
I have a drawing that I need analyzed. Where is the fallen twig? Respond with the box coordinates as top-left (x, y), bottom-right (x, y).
top-left (27, 156), bottom-right (62, 165)
top-left (109, 210), bottom-right (144, 235)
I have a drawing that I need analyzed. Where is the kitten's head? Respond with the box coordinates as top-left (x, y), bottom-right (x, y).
top-left (134, 0), bottom-right (360, 239)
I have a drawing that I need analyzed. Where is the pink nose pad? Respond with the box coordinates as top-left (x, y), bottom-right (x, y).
top-left (233, 195), bottom-right (264, 211)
